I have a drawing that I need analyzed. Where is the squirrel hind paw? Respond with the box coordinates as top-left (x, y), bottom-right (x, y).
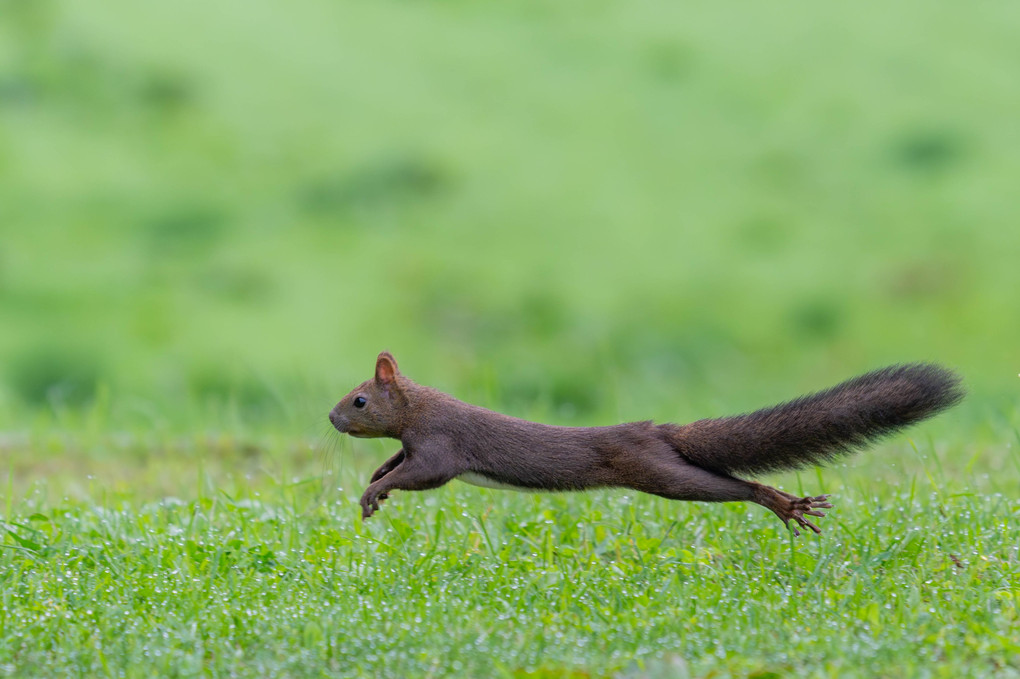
top-left (762, 491), bottom-right (833, 536)
top-left (788, 495), bottom-right (833, 535)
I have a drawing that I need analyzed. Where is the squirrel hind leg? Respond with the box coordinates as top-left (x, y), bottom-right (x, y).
top-left (615, 449), bottom-right (833, 537)
top-left (617, 453), bottom-right (759, 504)
top-left (749, 482), bottom-right (833, 536)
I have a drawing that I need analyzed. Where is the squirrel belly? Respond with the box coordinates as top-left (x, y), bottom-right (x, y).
top-left (457, 471), bottom-right (533, 492)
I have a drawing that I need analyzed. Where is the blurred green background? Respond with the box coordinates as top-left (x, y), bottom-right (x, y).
top-left (1, 0), bottom-right (1017, 438)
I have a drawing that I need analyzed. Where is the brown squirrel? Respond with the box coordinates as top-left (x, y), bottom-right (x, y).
top-left (329, 352), bottom-right (963, 535)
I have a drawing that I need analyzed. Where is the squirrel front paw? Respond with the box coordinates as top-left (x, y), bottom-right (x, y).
top-left (359, 489), bottom-right (389, 519)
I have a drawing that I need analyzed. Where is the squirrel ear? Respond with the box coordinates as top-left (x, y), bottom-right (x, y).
top-left (375, 351), bottom-right (400, 385)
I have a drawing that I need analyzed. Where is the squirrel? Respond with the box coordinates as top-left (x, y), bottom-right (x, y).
top-left (329, 352), bottom-right (963, 535)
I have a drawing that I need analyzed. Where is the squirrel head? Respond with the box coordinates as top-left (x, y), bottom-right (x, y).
top-left (329, 351), bottom-right (409, 438)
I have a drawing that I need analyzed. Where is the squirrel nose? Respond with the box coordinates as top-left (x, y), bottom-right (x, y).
top-left (329, 409), bottom-right (350, 433)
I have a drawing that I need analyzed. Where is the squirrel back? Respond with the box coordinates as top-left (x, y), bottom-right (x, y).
top-left (660, 363), bottom-right (965, 477)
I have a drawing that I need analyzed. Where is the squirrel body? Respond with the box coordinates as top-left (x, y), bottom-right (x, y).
top-left (329, 352), bottom-right (963, 535)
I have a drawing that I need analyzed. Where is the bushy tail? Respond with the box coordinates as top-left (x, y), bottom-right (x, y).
top-left (662, 363), bottom-right (964, 477)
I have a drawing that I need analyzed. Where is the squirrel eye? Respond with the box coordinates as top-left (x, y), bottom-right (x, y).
top-left (353, 396), bottom-right (367, 409)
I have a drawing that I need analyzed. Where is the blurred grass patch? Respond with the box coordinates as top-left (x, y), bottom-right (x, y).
top-left (187, 362), bottom-right (284, 420)
top-left (890, 127), bottom-right (968, 175)
top-left (297, 154), bottom-right (450, 218)
top-left (143, 205), bottom-right (227, 258)
top-left (7, 345), bottom-right (104, 408)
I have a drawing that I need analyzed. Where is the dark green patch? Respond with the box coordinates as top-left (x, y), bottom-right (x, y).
top-left (891, 129), bottom-right (966, 174)
top-left (498, 363), bottom-right (604, 419)
top-left (298, 155), bottom-right (448, 216)
top-left (6, 346), bottom-right (104, 407)
top-left (0, 76), bottom-right (36, 107)
top-left (187, 363), bottom-right (281, 417)
top-left (143, 206), bottom-right (226, 257)
top-left (136, 71), bottom-right (196, 112)
top-left (789, 298), bottom-right (842, 341)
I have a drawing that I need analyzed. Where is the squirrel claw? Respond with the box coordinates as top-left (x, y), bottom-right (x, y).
top-left (360, 490), bottom-right (390, 519)
top-left (775, 492), bottom-right (832, 536)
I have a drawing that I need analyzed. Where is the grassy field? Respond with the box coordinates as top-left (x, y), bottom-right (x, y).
top-left (3, 422), bottom-right (1018, 677)
top-left (3, 0), bottom-right (1020, 676)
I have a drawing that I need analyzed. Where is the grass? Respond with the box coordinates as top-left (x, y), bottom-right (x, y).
top-left (2, 413), bottom-right (1018, 677)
